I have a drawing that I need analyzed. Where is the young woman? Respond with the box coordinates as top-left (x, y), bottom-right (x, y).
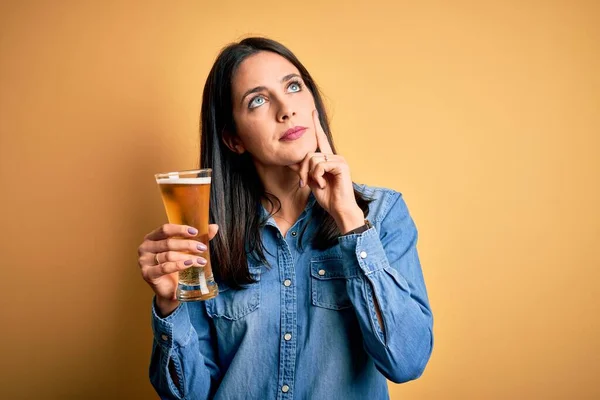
top-left (137, 37), bottom-right (433, 400)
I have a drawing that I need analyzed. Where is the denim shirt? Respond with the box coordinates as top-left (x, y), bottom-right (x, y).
top-left (149, 184), bottom-right (434, 400)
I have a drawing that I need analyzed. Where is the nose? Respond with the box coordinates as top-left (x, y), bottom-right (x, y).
top-left (276, 97), bottom-right (296, 122)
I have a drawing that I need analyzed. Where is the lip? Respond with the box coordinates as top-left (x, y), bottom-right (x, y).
top-left (280, 126), bottom-right (308, 141)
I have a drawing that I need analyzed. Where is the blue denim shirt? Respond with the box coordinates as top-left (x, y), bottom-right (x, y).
top-left (150, 184), bottom-right (434, 400)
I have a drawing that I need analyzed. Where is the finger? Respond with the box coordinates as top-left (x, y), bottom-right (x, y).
top-left (307, 153), bottom-right (337, 188)
top-left (310, 159), bottom-right (345, 189)
top-left (158, 251), bottom-right (207, 266)
top-left (308, 158), bottom-right (328, 189)
top-left (140, 237), bottom-right (207, 255)
top-left (308, 153), bottom-right (336, 171)
top-left (313, 110), bottom-right (333, 154)
top-left (139, 251), bottom-right (206, 267)
top-left (297, 151), bottom-right (315, 188)
top-left (300, 152), bottom-right (329, 189)
top-left (208, 224), bottom-right (219, 241)
top-left (144, 257), bottom-right (206, 281)
top-left (145, 223), bottom-right (199, 241)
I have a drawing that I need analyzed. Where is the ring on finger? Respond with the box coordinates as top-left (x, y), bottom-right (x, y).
top-left (154, 253), bottom-right (161, 265)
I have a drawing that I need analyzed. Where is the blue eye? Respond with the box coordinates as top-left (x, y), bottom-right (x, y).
top-left (288, 81), bottom-right (302, 93)
top-left (249, 96), bottom-right (266, 109)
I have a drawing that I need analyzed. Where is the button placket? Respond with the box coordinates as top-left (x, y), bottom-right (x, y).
top-left (277, 240), bottom-right (297, 399)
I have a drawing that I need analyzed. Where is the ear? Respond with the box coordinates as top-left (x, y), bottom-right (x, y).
top-left (222, 130), bottom-right (246, 154)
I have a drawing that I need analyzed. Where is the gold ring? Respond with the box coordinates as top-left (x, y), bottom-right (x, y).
top-left (154, 253), bottom-right (160, 265)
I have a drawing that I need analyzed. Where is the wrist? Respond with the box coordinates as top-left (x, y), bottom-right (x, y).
top-left (155, 296), bottom-right (180, 318)
top-left (334, 206), bottom-right (365, 234)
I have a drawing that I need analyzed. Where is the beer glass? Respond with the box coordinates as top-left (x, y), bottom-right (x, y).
top-left (155, 169), bottom-right (219, 301)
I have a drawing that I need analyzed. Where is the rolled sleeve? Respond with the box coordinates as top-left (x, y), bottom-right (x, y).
top-left (149, 299), bottom-right (218, 399)
top-left (339, 227), bottom-right (411, 294)
top-left (152, 300), bottom-right (195, 350)
top-left (337, 190), bottom-right (433, 383)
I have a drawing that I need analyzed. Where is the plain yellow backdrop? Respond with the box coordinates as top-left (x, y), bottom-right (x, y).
top-left (1, 0), bottom-right (598, 398)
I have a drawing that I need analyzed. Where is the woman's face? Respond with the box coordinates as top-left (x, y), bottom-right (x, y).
top-left (230, 51), bottom-right (318, 168)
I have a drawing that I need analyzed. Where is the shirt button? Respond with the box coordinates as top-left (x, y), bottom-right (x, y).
top-left (291, 231), bottom-right (297, 237)
top-left (360, 251), bottom-right (368, 259)
top-left (318, 269), bottom-right (326, 276)
top-left (283, 279), bottom-right (292, 287)
top-left (284, 333), bottom-right (292, 341)
top-left (282, 385), bottom-right (290, 393)
top-left (160, 334), bottom-right (169, 341)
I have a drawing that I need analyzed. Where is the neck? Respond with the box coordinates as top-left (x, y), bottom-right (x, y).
top-left (254, 161), bottom-right (311, 225)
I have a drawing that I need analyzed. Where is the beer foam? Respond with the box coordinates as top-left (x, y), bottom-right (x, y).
top-left (157, 177), bottom-right (211, 184)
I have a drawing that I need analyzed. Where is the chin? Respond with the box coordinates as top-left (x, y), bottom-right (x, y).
top-left (291, 147), bottom-right (315, 163)
top-left (277, 139), bottom-right (317, 164)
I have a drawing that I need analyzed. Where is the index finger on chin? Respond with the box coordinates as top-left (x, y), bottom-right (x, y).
top-left (313, 109), bottom-right (333, 154)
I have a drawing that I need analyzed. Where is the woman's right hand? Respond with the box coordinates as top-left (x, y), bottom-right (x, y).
top-left (137, 223), bottom-right (219, 316)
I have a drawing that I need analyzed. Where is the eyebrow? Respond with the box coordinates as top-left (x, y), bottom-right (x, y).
top-left (240, 73), bottom-right (302, 105)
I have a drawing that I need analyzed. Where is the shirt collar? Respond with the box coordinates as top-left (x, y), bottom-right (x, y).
top-left (261, 191), bottom-right (317, 229)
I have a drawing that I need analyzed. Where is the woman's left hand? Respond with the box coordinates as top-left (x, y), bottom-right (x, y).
top-left (296, 110), bottom-right (365, 233)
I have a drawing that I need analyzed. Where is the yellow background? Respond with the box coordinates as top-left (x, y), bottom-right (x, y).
top-left (1, 0), bottom-right (598, 398)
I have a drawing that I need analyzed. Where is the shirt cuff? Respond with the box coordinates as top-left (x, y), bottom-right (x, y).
top-left (338, 225), bottom-right (388, 275)
top-left (151, 298), bottom-right (194, 349)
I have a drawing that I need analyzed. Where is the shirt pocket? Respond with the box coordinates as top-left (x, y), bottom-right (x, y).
top-left (310, 257), bottom-right (356, 310)
top-left (205, 265), bottom-right (261, 320)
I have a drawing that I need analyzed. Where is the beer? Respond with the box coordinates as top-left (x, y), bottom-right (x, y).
top-left (155, 170), bottom-right (219, 301)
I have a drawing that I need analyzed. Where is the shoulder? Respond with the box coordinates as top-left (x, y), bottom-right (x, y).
top-left (352, 182), bottom-right (409, 223)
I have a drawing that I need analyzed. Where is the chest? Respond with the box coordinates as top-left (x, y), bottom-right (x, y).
top-left (204, 241), bottom-right (358, 324)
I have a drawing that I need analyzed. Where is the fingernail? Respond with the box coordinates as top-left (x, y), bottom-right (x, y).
top-left (184, 259), bottom-right (193, 266)
top-left (299, 179), bottom-right (304, 188)
top-left (197, 258), bottom-right (207, 265)
top-left (197, 243), bottom-right (207, 252)
top-left (188, 227), bottom-right (198, 235)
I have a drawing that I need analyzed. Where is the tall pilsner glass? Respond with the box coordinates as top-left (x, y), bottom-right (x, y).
top-left (155, 169), bottom-right (219, 301)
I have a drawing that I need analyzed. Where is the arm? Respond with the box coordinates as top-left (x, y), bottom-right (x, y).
top-left (150, 298), bottom-right (221, 399)
top-left (338, 192), bottom-right (434, 383)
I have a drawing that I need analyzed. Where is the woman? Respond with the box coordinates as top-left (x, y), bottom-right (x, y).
top-left (137, 37), bottom-right (433, 400)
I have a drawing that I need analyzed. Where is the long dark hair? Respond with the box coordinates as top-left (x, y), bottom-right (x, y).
top-left (200, 37), bottom-right (371, 288)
